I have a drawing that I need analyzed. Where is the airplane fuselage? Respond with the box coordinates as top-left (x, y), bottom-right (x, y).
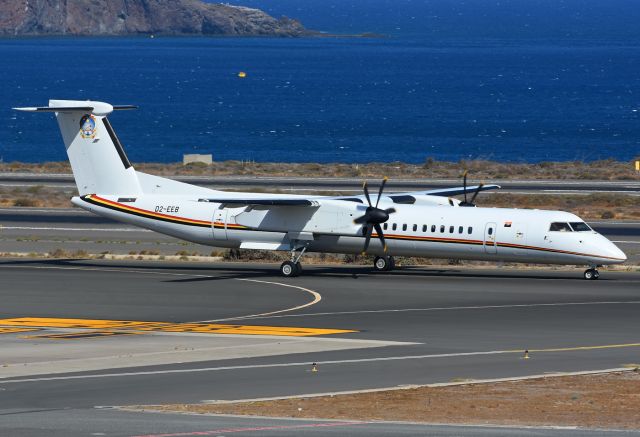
top-left (74, 193), bottom-right (626, 267)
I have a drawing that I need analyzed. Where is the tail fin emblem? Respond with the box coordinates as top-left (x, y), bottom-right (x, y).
top-left (79, 114), bottom-right (97, 139)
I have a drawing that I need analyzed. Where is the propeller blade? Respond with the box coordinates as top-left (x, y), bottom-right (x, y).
top-left (375, 176), bottom-right (388, 208)
top-left (384, 207), bottom-right (396, 215)
top-left (469, 183), bottom-right (484, 205)
top-left (463, 170), bottom-right (468, 204)
top-left (353, 214), bottom-right (369, 224)
top-left (374, 223), bottom-right (388, 252)
top-left (362, 225), bottom-right (373, 254)
top-left (363, 181), bottom-right (372, 207)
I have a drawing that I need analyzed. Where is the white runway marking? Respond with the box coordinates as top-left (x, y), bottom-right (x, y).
top-left (241, 300), bottom-right (640, 320)
top-left (4, 344), bottom-right (640, 385)
top-left (611, 240), bottom-right (640, 244)
top-left (198, 279), bottom-right (322, 322)
top-left (0, 264), bottom-right (323, 323)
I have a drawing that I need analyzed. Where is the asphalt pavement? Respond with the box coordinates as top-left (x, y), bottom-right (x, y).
top-left (0, 260), bottom-right (639, 436)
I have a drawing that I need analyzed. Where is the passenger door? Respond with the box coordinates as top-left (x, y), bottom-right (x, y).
top-left (484, 222), bottom-right (497, 254)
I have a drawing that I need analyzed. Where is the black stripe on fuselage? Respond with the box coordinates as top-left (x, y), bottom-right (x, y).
top-left (81, 195), bottom-right (211, 228)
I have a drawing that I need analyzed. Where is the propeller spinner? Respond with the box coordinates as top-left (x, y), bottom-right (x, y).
top-left (353, 177), bottom-right (396, 254)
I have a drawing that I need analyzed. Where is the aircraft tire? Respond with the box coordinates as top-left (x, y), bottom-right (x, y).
top-left (373, 256), bottom-right (389, 272)
top-left (295, 262), bottom-right (302, 275)
top-left (584, 268), bottom-right (599, 280)
top-left (280, 261), bottom-right (299, 277)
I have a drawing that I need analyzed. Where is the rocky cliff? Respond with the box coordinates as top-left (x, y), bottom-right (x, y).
top-left (0, 0), bottom-right (309, 36)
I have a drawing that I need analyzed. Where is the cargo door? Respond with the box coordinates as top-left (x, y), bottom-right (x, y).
top-left (212, 207), bottom-right (228, 240)
top-left (484, 222), bottom-right (497, 254)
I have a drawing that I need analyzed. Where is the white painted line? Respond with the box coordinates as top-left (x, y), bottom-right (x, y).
top-left (4, 346), bottom-right (640, 385)
top-left (0, 264), bottom-right (323, 326)
top-left (199, 367), bottom-right (636, 404)
top-left (197, 279), bottom-right (322, 322)
top-left (0, 350), bottom-right (521, 384)
top-left (611, 240), bottom-right (640, 244)
top-left (239, 300), bottom-right (640, 320)
top-left (0, 226), bottom-right (144, 232)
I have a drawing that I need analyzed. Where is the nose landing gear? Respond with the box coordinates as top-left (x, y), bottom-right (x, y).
top-left (584, 268), bottom-right (600, 280)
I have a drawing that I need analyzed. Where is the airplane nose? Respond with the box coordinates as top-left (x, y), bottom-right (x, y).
top-left (606, 240), bottom-right (627, 263)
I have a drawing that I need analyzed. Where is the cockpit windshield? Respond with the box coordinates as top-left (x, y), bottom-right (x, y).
top-left (569, 222), bottom-right (592, 232)
top-left (549, 222), bottom-right (572, 232)
top-left (549, 222), bottom-right (592, 232)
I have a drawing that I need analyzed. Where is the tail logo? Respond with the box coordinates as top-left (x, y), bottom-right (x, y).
top-left (79, 114), bottom-right (97, 139)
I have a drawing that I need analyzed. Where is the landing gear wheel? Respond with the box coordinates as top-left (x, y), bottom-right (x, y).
top-left (295, 262), bottom-right (302, 275)
top-left (584, 268), bottom-right (599, 280)
top-left (280, 261), bottom-right (300, 277)
top-left (374, 256), bottom-right (394, 272)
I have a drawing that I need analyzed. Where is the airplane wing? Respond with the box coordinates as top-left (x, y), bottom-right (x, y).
top-left (416, 184), bottom-right (501, 197)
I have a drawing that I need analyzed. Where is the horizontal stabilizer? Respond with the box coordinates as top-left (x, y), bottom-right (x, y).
top-left (13, 106), bottom-right (94, 113)
top-left (13, 101), bottom-right (137, 116)
top-left (202, 198), bottom-right (319, 207)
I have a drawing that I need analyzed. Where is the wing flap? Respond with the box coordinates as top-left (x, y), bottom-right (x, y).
top-left (201, 198), bottom-right (319, 207)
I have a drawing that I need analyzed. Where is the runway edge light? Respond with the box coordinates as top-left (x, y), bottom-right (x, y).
top-left (311, 362), bottom-right (318, 373)
top-left (524, 349), bottom-right (530, 359)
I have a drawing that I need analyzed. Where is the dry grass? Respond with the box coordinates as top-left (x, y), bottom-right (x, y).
top-left (2, 158), bottom-right (639, 180)
top-left (138, 371), bottom-right (640, 429)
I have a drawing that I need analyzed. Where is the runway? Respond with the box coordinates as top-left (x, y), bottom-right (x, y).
top-left (1, 259), bottom-right (639, 436)
top-left (2, 172), bottom-right (640, 194)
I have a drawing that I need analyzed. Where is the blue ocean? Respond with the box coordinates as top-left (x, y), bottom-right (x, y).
top-left (1, 0), bottom-right (639, 164)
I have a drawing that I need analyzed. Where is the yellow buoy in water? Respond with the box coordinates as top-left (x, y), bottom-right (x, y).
top-left (238, 71), bottom-right (247, 78)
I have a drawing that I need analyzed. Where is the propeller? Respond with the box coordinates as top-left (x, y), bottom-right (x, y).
top-left (353, 177), bottom-right (396, 254)
top-left (458, 170), bottom-right (485, 207)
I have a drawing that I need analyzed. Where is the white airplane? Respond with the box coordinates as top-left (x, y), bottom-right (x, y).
top-left (14, 100), bottom-right (626, 279)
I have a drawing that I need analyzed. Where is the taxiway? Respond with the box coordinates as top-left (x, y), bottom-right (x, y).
top-left (0, 260), bottom-right (639, 436)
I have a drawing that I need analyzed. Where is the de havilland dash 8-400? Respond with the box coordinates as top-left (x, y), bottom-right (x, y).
top-left (14, 100), bottom-right (626, 279)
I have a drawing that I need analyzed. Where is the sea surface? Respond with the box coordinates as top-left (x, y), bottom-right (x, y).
top-left (1, 35), bottom-right (639, 164)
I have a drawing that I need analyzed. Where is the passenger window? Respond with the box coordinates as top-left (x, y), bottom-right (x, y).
top-left (413, 224), bottom-right (417, 232)
top-left (488, 227), bottom-right (493, 235)
top-left (431, 225), bottom-right (436, 232)
top-left (383, 223), bottom-right (388, 230)
top-left (422, 225), bottom-right (427, 232)
top-left (449, 226), bottom-right (454, 233)
top-left (570, 222), bottom-right (592, 232)
top-left (458, 226), bottom-right (463, 234)
top-left (468, 226), bottom-right (472, 234)
top-left (440, 225), bottom-right (445, 233)
top-left (402, 224), bottom-right (407, 231)
top-left (549, 222), bottom-right (572, 232)
top-left (392, 223), bottom-right (397, 231)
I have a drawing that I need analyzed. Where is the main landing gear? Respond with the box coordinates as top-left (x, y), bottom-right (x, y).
top-left (584, 267), bottom-right (600, 280)
top-left (373, 255), bottom-right (395, 272)
top-left (280, 245), bottom-right (307, 277)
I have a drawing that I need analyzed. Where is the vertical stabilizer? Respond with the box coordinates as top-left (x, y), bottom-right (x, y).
top-left (15, 100), bottom-right (141, 196)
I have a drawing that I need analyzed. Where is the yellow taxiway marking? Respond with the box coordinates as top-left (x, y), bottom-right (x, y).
top-left (0, 327), bottom-right (40, 334)
top-left (22, 330), bottom-right (142, 340)
top-left (0, 318), bottom-right (356, 337)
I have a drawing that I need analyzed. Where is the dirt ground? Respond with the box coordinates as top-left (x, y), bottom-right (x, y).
top-left (139, 371), bottom-right (640, 429)
top-left (2, 159), bottom-right (639, 180)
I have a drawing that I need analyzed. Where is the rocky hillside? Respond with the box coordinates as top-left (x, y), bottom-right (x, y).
top-left (0, 0), bottom-right (309, 36)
